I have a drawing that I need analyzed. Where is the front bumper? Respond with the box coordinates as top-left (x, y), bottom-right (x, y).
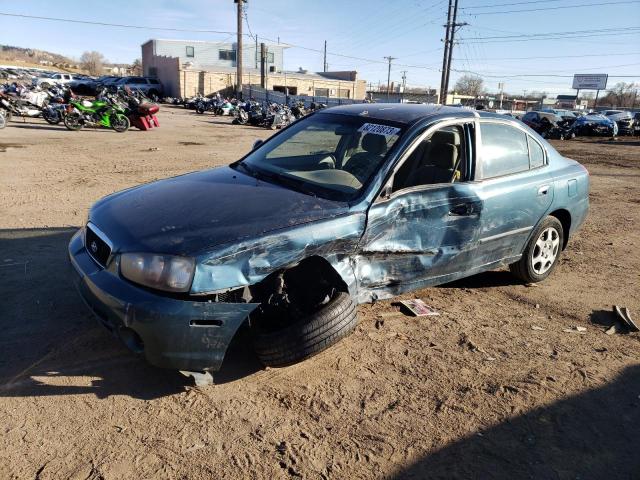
top-left (68, 229), bottom-right (259, 372)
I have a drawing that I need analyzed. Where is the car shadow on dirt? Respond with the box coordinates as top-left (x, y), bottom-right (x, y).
top-left (390, 364), bottom-right (640, 479)
top-left (0, 227), bottom-right (261, 400)
top-left (439, 269), bottom-right (522, 289)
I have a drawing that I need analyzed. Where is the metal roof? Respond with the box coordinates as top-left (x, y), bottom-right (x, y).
top-left (323, 103), bottom-right (477, 125)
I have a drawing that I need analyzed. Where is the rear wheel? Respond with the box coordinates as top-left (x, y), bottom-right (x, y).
top-left (42, 109), bottom-right (61, 125)
top-left (63, 112), bottom-right (84, 131)
top-left (111, 114), bottom-right (130, 133)
top-left (510, 216), bottom-right (563, 283)
top-left (237, 110), bottom-right (248, 125)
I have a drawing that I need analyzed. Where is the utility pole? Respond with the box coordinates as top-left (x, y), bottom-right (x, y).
top-left (439, 0), bottom-right (453, 104)
top-left (323, 40), bottom-right (327, 72)
top-left (439, 0), bottom-right (466, 104)
top-left (234, 0), bottom-right (246, 98)
top-left (384, 56), bottom-right (396, 101)
top-left (442, 0), bottom-right (466, 105)
top-left (400, 70), bottom-right (407, 103)
top-left (255, 35), bottom-right (258, 69)
top-left (260, 42), bottom-right (267, 88)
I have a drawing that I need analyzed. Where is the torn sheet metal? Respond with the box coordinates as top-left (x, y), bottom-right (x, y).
top-left (191, 212), bottom-right (366, 296)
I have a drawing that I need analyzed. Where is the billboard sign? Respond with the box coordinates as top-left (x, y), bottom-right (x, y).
top-left (572, 74), bottom-right (608, 90)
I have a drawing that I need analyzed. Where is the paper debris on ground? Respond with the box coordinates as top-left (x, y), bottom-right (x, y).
top-left (563, 326), bottom-right (587, 334)
top-left (398, 299), bottom-right (440, 317)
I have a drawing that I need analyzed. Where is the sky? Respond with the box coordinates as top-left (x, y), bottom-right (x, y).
top-left (1, 0), bottom-right (639, 96)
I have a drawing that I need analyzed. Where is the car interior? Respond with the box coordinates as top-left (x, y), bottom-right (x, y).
top-left (392, 125), bottom-right (466, 191)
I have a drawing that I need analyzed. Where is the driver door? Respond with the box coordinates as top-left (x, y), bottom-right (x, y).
top-left (354, 120), bottom-right (484, 299)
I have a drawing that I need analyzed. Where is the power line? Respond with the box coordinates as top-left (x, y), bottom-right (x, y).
top-left (462, 0), bottom-right (568, 8)
top-left (0, 12), bottom-right (237, 34)
top-left (461, 0), bottom-right (640, 15)
top-left (459, 26), bottom-right (640, 41)
top-left (453, 52), bottom-right (640, 61)
top-left (461, 30), bottom-right (640, 44)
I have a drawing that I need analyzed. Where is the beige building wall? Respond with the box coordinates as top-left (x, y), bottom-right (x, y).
top-left (173, 68), bottom-right (366, 100)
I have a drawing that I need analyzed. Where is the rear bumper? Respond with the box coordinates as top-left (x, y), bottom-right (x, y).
top-left (68, 229), bottom-right (259, 372)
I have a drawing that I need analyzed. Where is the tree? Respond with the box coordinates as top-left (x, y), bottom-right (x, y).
top-left (606, 82), bottom-right (637, 107)
top-left (80, 51), bottom-right (106, 75)
top-left (454, 74), bottom-right (485, 96)
top-left (131, 58), bottom-right (142, 76)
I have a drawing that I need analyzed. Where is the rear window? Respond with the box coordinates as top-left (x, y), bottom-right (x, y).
top-left (528, 136), bottom-right (545, 169)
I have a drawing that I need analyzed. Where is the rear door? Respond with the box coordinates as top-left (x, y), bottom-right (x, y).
top-left (472, 120), bottom-right (554, 263)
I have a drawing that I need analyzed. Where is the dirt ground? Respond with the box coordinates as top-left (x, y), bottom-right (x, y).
top-left (1, 108), bottom-right (638, 480)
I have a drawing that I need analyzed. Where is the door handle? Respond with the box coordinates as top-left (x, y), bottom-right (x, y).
top-left (449, 203), bottom-right (474, 216)
top-left (537, 185), bottom-right (550, 196)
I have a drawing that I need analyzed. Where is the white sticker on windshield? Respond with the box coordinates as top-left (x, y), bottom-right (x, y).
top-left (357, 123), bottom-right (401, 137)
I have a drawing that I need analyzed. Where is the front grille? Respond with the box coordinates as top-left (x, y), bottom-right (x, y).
top-left (85, 224), bottom-right (112, 267)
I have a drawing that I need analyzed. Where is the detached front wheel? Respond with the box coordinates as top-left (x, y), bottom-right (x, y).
top-left (510, 216), bottom-right (563, 283)
top-left (252, 292), bottom-right (358, 368)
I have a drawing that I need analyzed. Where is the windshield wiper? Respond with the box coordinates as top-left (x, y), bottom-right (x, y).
top-left (261, 170), bottom-right (318, 198)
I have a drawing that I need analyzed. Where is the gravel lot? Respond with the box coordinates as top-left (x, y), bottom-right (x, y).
top-left (1, 108), bottom-right (638, 479)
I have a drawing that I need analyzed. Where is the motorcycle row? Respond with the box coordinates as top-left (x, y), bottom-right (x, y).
top-left (0, 82), bottom-right (160, 132)
top-left (178, 93), bottom-right (327, 130)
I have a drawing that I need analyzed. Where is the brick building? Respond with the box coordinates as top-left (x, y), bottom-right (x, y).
top-left (141, 39), bottom-right (367, 100)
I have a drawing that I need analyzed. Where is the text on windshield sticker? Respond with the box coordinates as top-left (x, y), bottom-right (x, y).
top-left (357, 123), bottom-right (401, 137)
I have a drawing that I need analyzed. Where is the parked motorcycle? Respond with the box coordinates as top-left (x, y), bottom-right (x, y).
top-left (0, 91), bottom-right (42, 120)
top-left (290, 100), bottom-right (307, 120)
top-left (63, 89), bottom-right (130, 132)
top-left (40, 86), bottom-right (73, 125)
top-left (119, 87), bottom-right (160, 130)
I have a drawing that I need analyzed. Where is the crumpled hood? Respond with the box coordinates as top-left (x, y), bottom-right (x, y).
top-left (89, 166), bottom-right (349, 255)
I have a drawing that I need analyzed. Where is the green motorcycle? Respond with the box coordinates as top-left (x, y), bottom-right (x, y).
top-left (64, 92), bottom-right (130, 133)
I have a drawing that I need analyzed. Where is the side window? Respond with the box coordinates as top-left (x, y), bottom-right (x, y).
top-left (528, 136), bottom-right (545, 168)
top-left (480, 123), bottom-right (530, 179)
top-left (186, 46), bottom-right (195, 58)
top-left (392, 125), bottom-right (467, 192)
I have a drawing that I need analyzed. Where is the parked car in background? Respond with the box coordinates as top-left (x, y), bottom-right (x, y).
top-left (634, 112), bottom-right (640, 135)
top-left (572, 113), bottom-right (618, 136)
top-left (521, 111), bottom-right (574, 139)
top-left (113, 76), bottom-right (163, 99)
top-left (32, 72), bottom-right (78, 88)
top-left (604, 110), bottom-right (635, 136)
top-left (69, 104), bottom-right (589, 379)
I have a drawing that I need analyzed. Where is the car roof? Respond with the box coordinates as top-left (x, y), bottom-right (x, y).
top-left (323, 103), bottom-right (479, 126)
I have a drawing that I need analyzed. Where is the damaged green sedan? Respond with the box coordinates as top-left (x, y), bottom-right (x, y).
top-left (69, 104), bottom-right (589, 378)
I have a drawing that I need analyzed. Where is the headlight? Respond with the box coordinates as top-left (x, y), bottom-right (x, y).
top-left (120, 253), bottom-right (195, 293)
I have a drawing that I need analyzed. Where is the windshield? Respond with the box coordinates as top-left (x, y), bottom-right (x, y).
top-left (235, 113), bottom-right (404, 201)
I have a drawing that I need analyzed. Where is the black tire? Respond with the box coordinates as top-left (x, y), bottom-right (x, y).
top-left (111, 114), bottom-right (130, 133)
top-left (510, 216), bottom-right (564, 283)
top-left (63, 112), bottom-right (83, 131)
top-left (252, 292), bottom-right (358, 368)
top-left (42, 110), bottom-right (61, 125)
top-left (0, 113), bottom-right (5, 129)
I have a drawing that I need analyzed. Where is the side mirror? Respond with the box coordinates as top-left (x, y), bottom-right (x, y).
top-left (252, 139), bottom-right (264, 150)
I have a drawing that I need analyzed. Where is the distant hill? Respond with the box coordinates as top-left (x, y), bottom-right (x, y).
top-left (0, 45), bottom-right (81, 71)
